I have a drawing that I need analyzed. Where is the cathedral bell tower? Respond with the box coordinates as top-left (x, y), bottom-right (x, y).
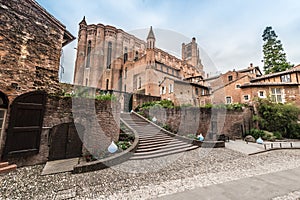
top-left (146, 26), bottom-right (156, 66)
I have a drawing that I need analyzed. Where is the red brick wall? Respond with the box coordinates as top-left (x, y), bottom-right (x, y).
top-left (5, 96), bottom-right (120, 166)
top-left (143, 107), bottom-right (253, 139)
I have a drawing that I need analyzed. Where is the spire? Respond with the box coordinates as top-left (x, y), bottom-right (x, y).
top-left (147, 26), bottom-right (155, 40)
top-left (79, 16), bottom-right (87, 26)
top-left (147, 26), bottom-right (155, 49)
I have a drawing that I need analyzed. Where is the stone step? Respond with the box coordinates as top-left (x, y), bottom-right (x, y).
top-left (138, 140), bottom-right (183, 149)
top-left (134, 143), bottom-right (193, 156)
top-left (138, 139), bottom-right (180, 147)
top-left (139, 134), bottom-right (171, 140)
top-left (0, 162), bottom-right (9, 168)
top-left (138, 131), bottom-right (165, 136)
top-left (135, 141), bottom-right (189, 153)
top-left (138, 137), bottom-right (174, 144)
top-left (0, 164), bottom-right (17, 174)
top-left (121, 113), bottom-right (199, 160)
top-left (130, 145), bottom-right (198, 160)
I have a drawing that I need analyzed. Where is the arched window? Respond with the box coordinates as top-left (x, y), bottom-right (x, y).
top-left (106, 79), bottom-right (109, 90)
top-left (124, 47), bottom-right (128, 63)
top-left (124, 67), bottom-right (127, 79)
top-left (134, 51), bottom-right (139, 61)
top-left (85, 78), bottom-right (88, 86)
top-left (139, 77), bottom-right (141, 88)
top-left (86, 40), bottom-right (91, 68)
top-left (107, 42), bottom-right (112, 69)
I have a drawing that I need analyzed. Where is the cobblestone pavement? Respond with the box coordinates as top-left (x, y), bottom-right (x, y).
top-left (1, 148), bottom-right (300, 199)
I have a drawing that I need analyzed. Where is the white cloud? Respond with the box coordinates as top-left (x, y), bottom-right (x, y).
top-left (36, 0), bottom-right (300, 83)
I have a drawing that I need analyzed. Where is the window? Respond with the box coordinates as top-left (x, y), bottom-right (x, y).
top-left (228, 75), bottom-right (233, 81)
top-left (169, 84), bottom-right (174, 93)
top-left (195, 88), bottom-right (199, 95)
top-left (258, 91), bottom-right (265, 98)
top-left (160, 86), bottom-right (166, 95)
top-left (281, 74), bottom-right (291, 82)
top-left (134, 51), bottom-right (139, 61)
top-left (106, 79), bottom-right (109, 90)
top-left (201, 89), bottom-right (205, 96)
top-left (107, 41), bottom-right (112, 69)
top-left (244, 95), bottom-right (249, 101)
top-left (271, 88), bottom-right (283, 103)
top-left (124, 67), bottom-right (127, 79)
top-left (124, 84), bottom-right (126, 92)
top-left (236, 84), bottom-right (241, 89)
top-left (85, 78), bottom-right (88, 86)
top-left (86, 40), bottom-right (91, 68)
top-left (124, 47), bottom-right (128, 63)
top-left (226, 96), bottom-right (232, 104)
top-left (138, 78), bottom-right (142, 89)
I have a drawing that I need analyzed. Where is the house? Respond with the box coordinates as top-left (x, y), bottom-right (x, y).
top-left (159, 76), bottom-right (210, 106)
top-left (240, 64), bottom-right (300, 105)
top-left (205, 64), bottom-right (262, 104)
top-left (0, 0), bottom-right (80, 165)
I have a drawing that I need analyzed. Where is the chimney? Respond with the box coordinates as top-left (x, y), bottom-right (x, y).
top-left (250, 63), bottom-right (253, 68)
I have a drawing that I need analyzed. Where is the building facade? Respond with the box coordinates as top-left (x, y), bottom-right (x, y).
top-left (240, 65), bottom-right (300, 105)
top-left (73, 18), bottom-right (205, 97)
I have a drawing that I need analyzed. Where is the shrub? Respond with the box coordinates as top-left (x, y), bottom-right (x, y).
top-left (246, 128), bottom-right (264, 139)
top-left (162, 124), bottom-right (172, 132)
top-left (116, 141), bottom-right (131, 150)
top-left (95, 93), bottom-right (116, 101)
top-left (255, 98), bottom-right (300, 138)
top-left (201, 103), bottom-right (245, 110)
top-left (186, 134), bottom-right (197, 140)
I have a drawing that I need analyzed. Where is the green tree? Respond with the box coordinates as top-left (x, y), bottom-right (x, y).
top-left (254, 98), bottom-right (300, 139)
top-left (262, 26), bottom-right (293, 74)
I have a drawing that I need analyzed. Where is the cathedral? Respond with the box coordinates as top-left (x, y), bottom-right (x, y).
top-left (73, 17), bottom-right (205, 97)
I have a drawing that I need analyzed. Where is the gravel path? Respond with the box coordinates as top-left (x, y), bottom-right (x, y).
top-left (1, 148), bottom-right (300, 199)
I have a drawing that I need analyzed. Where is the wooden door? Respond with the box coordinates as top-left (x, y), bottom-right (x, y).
top-left (4, 91), bottom-right (46, 158)
top-left (48, 123), bottom-right (83, 160)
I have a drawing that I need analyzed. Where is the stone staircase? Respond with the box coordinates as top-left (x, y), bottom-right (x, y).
top-left (121, 112), bottom-right (199, 160)
top-left (0, 161), bottom-right (17, 174)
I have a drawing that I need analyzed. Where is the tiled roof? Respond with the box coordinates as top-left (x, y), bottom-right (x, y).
top-left (251, 67), bottom-right (300, 82)
top-left (241, 82), bottom-right (300, 88)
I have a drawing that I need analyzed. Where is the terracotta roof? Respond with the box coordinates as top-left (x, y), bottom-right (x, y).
top-left (159, 77), bottom-right (208, 89)
top-left (241, 82), bottom-right (300, 88)
top-left (252, 67), bottom-right (300, 82)
top-left (212, 74), bottom-right (250, 92)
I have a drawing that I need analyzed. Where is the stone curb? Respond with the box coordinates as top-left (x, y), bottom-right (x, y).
top-left (248, 147), bottom-right (300, 156)
top-left (72, 118), bottom-right (139, 173)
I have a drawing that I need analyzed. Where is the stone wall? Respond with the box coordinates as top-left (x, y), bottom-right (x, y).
top-left (132, 93), bottom-right (161, 110)
top-left (0, 0), bottom-right (72, 102)
top-left (7, 96), bottom-right (120, 166)
top-left (143, 107), bottom-right (253, 139)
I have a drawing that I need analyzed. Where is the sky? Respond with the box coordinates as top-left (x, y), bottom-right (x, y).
top-left (36, 0), bottom-right (300, 83)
